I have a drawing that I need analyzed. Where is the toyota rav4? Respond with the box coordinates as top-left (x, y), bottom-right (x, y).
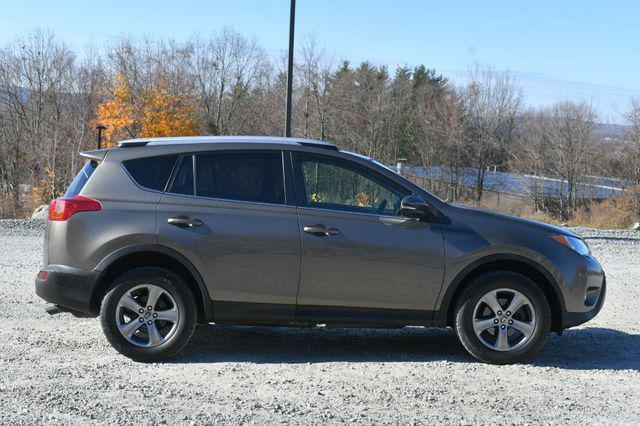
top-left (35, 136), bottom-right (606, 364)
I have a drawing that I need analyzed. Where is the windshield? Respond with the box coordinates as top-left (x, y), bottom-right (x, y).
top-left (343, 151), bottom-right (446, 204)
top-left (343, 151), bottom-right (396, 173)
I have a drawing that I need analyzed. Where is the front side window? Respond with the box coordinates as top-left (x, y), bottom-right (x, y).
top-left (181, 151), bottom-right (285, 204)
top-left (298, 155), bottom-right (407, 216)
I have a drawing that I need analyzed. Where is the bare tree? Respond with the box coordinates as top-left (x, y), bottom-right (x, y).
top-left (408, 83), bottom-right (466, 201)
top-left (0, 29), bottom-right (99, 216)
top-left (296, 36), bottom-right (333, 140)
top-left (622, 99), bottom-right (640, 216)
top-left (463, 65), bottom-right (522, 200)
top-left (327, 62), bottom-right (396, 162)
top-left (186, 29), bottom-right (269, 136)
top-left (623, 99), bottom-right (640, 180)
top-left (542, 101), bottom-right (597, 218)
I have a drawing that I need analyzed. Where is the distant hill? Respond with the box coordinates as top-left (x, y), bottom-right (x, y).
top-left (593, 122), bottom-right (630, 138)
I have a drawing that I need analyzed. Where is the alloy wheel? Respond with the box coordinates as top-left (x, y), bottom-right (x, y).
top-left (472, 288), bottom-right (536, 352)
top-left (115, 284), bottom-right (180, 348)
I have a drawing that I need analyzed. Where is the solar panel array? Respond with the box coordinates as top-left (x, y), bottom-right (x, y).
top-left (408, 166), bottom-right (625, 200)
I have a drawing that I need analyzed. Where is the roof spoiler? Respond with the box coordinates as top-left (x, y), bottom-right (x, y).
top-left (118, 140), bottom-right (149, 148)
top-left (79, 149), bottom-right (108, 162)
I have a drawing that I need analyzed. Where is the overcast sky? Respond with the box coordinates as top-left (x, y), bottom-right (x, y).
top-left (2, 0), bottom-right (639, 123)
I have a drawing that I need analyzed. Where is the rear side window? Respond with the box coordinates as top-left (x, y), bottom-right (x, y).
top-left (122, 155), bottom-right (178, 191)
top-left (171, 152), bottom-right (285, 204)
top-left (64, 160), bottom-right (97, 197)
top-left (170, 156), bottom-right (194, 196)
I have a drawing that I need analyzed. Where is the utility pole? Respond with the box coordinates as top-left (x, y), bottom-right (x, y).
top-left (96, 125), bottom-right (106, 149)
top-left (284, 0), bottom-right (296, 137)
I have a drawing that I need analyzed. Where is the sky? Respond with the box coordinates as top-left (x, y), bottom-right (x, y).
top-left (1, 0), bottom-right (639, 123)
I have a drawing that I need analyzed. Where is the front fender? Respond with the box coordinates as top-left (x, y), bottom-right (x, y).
top-left (431, 253), bottom-right (564, 327)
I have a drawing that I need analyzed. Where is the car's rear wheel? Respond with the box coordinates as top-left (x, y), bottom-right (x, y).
top-left (454, 271), bottom-right (551, 364)
top-left (100, 267), bottom-right (196, 362)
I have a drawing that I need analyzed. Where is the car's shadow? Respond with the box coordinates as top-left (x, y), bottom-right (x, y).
top-left (176, 324), bottom-right (640, 370)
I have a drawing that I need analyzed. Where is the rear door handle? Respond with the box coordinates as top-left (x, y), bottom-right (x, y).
top-left (303, 224), bottom-right (340, 236)
top-left (167, 216), bottom-right (203, 228)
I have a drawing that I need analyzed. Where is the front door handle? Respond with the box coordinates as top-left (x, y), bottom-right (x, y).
top-left (168, 216), bottom-right (203, 228)
top-left (303, 224), bottom-right (340, 236)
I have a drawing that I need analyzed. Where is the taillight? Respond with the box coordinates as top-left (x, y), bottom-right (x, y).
top-left (48, 196), bottom-right (101, 221)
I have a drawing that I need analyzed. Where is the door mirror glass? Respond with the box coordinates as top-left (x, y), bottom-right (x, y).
top-left (400, 195), bottom-right (432, 219)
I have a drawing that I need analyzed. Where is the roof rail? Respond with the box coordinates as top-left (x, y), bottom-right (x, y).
top-left (115, 136), bottom-right (339, 150)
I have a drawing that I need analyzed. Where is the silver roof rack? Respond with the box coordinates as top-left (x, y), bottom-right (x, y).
top-left (117, 136), bottom-right (338, 150)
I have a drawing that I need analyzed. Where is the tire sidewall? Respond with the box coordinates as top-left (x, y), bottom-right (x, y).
top-left (100, 267), bottom-right (196, 362)
top-left (455, 272), bottom-right (551, 364)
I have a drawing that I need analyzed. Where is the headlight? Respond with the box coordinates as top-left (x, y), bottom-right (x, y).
top-left (549, 234), bottom-right (590, 255)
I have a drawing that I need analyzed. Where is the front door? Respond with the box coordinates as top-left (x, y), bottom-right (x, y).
top-left (156, 150), bottom-right (300, 322)
top-left (292, 153), bottom-right (445, 325)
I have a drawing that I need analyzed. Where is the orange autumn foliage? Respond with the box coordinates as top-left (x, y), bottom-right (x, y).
top-left (97, 74), bottom-right (198, 147)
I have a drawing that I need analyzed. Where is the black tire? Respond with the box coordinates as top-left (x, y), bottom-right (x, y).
top-left (454, 271), bottom-right (551, 364)
top-left (100, 267), bottom-right (197, 362)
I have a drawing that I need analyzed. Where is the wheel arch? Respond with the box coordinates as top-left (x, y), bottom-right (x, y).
top-left (91, 245), bottom-right (213, 323)
top-left (436, 254), bottom-right (565, 332)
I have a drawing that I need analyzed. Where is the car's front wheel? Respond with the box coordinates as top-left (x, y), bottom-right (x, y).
top-left (454, 271), bottom-right (551, 364)
top-left (100, 267), bottom-right (197, 362)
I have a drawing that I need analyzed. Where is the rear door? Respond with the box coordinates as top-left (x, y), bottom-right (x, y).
top-left (292, 152), bottom-right (445, 324)
top-left (156, 149), bottom-right (300, 322)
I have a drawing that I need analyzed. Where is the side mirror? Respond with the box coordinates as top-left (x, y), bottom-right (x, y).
top-left (399, 195), bottom-right (433, 220)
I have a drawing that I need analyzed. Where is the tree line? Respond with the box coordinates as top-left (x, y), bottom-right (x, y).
top-left (0, 29), bottom-right (639, 221)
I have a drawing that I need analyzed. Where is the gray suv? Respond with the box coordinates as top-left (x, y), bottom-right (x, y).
top-left (35, 136), bottom-right (605, 364)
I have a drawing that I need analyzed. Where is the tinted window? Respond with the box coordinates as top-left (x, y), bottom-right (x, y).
top-left (64, 160), bottom-right (97, 197)
top-left (194, 152), bottom-right (284, 204)
top-left (169, 156), bottom-right (194, 196)
top-left (299, 156), bottom-right (406, 216)
top-left (123, 155), bottom-right (178, 191)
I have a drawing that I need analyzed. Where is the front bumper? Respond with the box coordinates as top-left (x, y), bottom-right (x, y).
top-left (562, 274), bottom-right (606, 328)
top-left (35, 265), bottom-right (99, 314)
top-left (541, 251), bottom-right (606, 330)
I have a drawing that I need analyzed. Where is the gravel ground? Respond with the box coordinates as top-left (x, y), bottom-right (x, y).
top-left (0, 220), bottom-right (639, 425)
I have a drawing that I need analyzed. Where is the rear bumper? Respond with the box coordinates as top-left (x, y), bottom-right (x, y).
top-left (35, 265), bottom-right (99, 314)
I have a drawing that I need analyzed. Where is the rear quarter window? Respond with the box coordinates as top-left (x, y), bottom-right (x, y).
top-left (64, 160), bottom-right (97, 197)
top-left (122, 155), bottom-right (179, 192)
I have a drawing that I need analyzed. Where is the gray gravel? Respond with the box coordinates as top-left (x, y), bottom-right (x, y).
top-left (0, 219), bottom-right (46, 235)
top-left (0, 220), bottom-right (639, 424)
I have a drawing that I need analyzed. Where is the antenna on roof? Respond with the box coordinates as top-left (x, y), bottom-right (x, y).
top-left (96, 125), bottom-right (106, 149)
